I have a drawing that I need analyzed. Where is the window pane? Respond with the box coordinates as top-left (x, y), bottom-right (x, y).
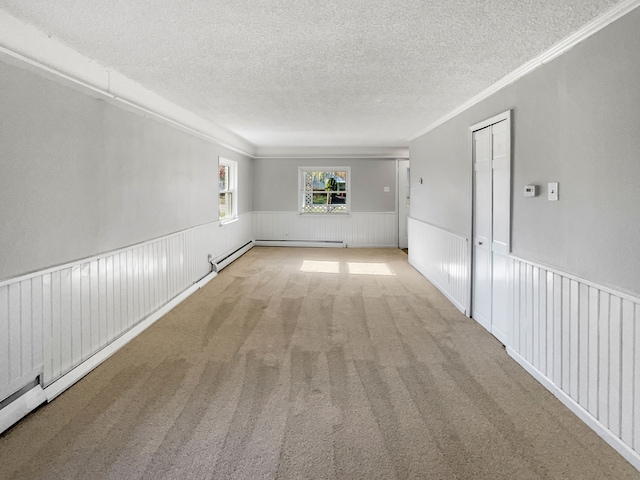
top-left (219, 165), bottom-right (229, 191)
top-left (219, 192), bottom-right (231, 218)
top-left (330, 192), bottom-right (347, 204)
top-left (312, 193), bottom-right (327, 204)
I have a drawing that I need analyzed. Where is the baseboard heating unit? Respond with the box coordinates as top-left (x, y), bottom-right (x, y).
top-left (0, 381), bottom-right (47, 434)
top-left (213, 240), bottom-right (255, 272)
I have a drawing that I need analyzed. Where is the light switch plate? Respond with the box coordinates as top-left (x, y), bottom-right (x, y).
top-left (548, 182), bottom-right (559, 201)
top-left (524, 185), bottom-right (537, 197)
top-left (384, 186), bottom-right (390, 192)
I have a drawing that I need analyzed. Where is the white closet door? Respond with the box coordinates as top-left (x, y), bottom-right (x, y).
top-left (472, 115), bottom-right (511, 345)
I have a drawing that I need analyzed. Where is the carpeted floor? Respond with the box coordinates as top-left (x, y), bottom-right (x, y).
top-left (0, 247), bottom-right (637, 479)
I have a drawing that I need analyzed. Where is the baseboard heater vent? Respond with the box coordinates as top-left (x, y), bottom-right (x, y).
top-left (255, 239), bottom-right (346, 248)
top-left (213, 240), bottom-right (254, 273)
top-left (0, 379), bottom-right (47, 434)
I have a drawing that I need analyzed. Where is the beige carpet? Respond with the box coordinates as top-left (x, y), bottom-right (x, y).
top-left (0, 247), bottom-right (637, 479)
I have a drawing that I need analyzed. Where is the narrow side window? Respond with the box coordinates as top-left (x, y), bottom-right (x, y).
top-left (219, 158), bottom-right (237, 222)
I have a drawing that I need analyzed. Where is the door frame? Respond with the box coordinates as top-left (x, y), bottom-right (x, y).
top-left (397, 159), bottom-right (410, 249)
top-left (466, 109), bottom-right (512, 320)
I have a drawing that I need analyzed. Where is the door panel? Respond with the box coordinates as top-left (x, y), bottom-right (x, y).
top-left (492, 120), bottom-right (509, 157)
top-left (472, 244), bottom-right (492, 330)
top-left (474, 164), bottom-right (492, 241)
top-left (492, 164), bottom-right (510, 247)
top-left (492, 122), bottom-right (510, 249)
top-left (491, 252), bottom-right (509, 344)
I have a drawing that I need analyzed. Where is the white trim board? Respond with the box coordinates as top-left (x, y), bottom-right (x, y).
top-left (0, 220), bottom-right (220, 287)
top-left (254, 146), bottom-right (409, 159)
top-left (510, 254), bottom-right (640, 304)
top-left (407, 0), bottom-right (640, 141)
top-left (410, 217), bottom-right (467, 240)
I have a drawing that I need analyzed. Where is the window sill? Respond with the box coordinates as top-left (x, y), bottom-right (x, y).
top-left (219, 217), bottom-right (239, 226)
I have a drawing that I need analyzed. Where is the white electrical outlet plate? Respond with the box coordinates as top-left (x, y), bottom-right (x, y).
top-left (383, 186), bottom-right (390, 192)
top-left (524, 185), bottom-right (537, 197)
top-left (548, 182), bottom-right (559, 201)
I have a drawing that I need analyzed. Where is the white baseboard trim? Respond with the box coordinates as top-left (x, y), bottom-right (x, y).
top-left (408, 258), bottom-right (467, 314)
top-left (0, 385), bottom-right (47, 434)
top-left (44, 270), bottom-right (217, 402)
top-left (506, 347), bottom-right (640, 471)
top-left (255, 240), bottom-right (346, 248)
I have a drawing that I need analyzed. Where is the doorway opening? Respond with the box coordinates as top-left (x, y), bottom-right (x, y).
top-left (398, 159), bottom-right (410, 251)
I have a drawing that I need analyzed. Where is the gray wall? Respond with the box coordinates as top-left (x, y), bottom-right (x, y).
top-left (252, 157), bottom-right (397, 212)
top-left (0, 59), bottom-right (252, 281)
top-left (409, 8), bottom-right (640, 296)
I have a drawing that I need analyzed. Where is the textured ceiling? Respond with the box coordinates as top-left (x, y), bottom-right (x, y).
top-left (0, 0), bottom-right (623, 148)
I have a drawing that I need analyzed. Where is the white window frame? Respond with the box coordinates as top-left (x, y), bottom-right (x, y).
top-left (298, 167), bottom-right (351, 215)
top-left (219, 157), bottom-right (238, 224)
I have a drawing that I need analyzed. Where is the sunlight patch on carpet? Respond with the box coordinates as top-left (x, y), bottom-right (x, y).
top-left (347, 262), bottom-right (394, 276)
top-left (300, 260), bottom-right (340, 273)
top-left (299, 260), bottom-right (394, 276)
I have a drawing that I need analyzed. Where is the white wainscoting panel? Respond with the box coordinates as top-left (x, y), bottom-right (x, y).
top-left (509, 256), bottom-right (640, 470)
top-left (0, 213), bottom-right (253, 410)
top-left (252, 211), bottom-right (398, 248)
top-left (407, 217), bottom-right (469, 313)
top-left (0, 279), bottom-right (44, 402)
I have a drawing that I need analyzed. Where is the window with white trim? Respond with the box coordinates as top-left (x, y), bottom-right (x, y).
top-left (299, 167), bottom-right (350, 214)
top-left (219, 158), bottom-right (237, 222)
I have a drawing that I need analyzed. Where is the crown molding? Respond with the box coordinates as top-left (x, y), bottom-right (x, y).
top-left (254, 145), bottom-right (409, 159)
top-left (0, 10), bottom-right (256, 158)
top-left (407, 0), bottom-right (640, 142)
